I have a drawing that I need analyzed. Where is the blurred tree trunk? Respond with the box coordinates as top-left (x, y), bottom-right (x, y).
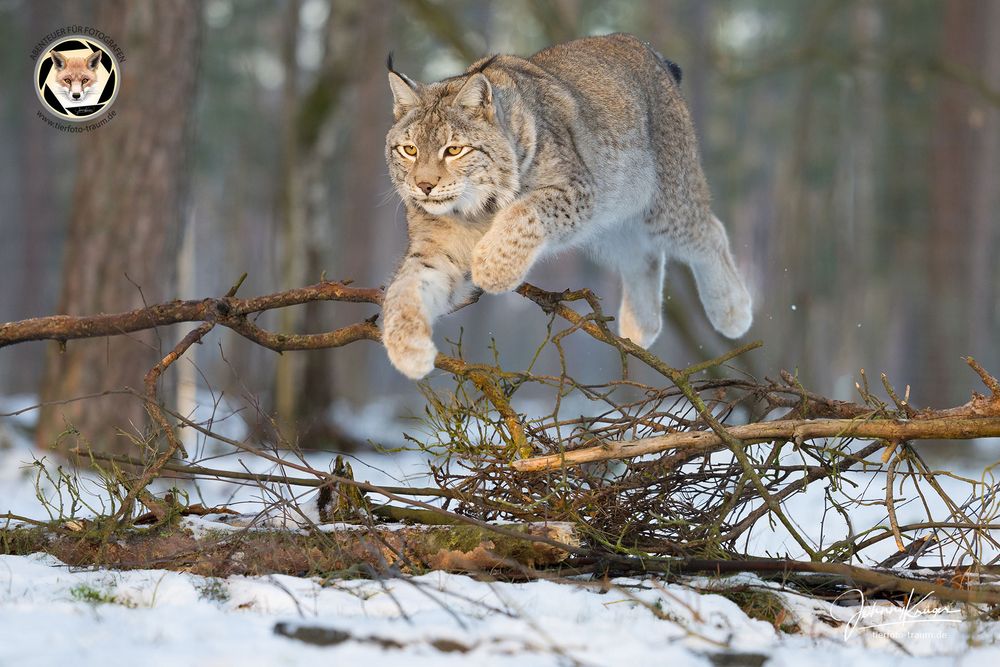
top-left (0, 0), bottom-right (80, 393)
top-left (833, 0), bottom-right (883, 383)
top-left (336, 0), bottom-right (390, 403)
top-left (772, 8), bottom-right (824, 377)
top-left (967, 1), bottom-right (1000, 378)
top-left (275, 0), bottom-right (305, 441)
top-left (295, 3), bottom-right (358, 448)
top-left (274, 0), bottom-right (361, 449)
top-left (925, 0), bottom-right (987, 407)
top-left (36, 0), bottom-right (202, 457)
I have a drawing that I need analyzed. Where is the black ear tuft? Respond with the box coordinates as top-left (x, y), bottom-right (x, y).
top-left (386, 51), bottom-right (413, 84)
top-left (472, 54), bottom-right (499, 74)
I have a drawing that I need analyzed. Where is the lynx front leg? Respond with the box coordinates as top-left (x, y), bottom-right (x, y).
top-left (472, 184), bottom-right (590, 293)
top-left (471, 201), bottom-right (545, 294)
top-left (382, 244), bottom-right (474, 379)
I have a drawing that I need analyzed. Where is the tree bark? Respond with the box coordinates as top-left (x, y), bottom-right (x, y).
top-left (36, 0), bottom-right (202, 457)
top-left (926, 0), bottom-right (987, 407)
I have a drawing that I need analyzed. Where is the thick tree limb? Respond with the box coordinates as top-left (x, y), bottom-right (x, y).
top-left (0, 278), bottom-right (527, 453)
top-left (0, 279), bottom-right (383, 348)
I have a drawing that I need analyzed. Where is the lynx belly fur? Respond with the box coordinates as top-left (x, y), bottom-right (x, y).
top-left (382, 33), bottom-right (752, 379)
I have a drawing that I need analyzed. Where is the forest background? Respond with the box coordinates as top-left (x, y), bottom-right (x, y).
top-left (1, 0), bottom-right (998, 457)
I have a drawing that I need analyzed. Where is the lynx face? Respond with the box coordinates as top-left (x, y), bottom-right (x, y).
top-left (385, 72), bottom-right (519, 218)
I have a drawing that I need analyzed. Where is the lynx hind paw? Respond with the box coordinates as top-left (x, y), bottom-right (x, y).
top-left (617, 306), bottom-right (661, 349)
top-left (708, 287), bottom-right (753, 339)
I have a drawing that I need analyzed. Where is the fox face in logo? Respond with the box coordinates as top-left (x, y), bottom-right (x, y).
top-left (49, 49), bottom-right (101, 102)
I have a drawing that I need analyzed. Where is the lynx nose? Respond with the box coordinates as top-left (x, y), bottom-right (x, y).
top-left (417, 182), bottom-right (435, 196)
top-left (72, 92), bottom-right (81, 99)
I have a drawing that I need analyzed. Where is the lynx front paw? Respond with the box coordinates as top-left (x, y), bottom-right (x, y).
top-left (383, 311), bottom-right (438, 380)
top-left (471, 238), bottom-right (532, 294)
top-left (385, 333), bottom-right (437, 379)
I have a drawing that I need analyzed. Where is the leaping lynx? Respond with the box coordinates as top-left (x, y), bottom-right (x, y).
top-left (382, 33), bottom-right (752, 379)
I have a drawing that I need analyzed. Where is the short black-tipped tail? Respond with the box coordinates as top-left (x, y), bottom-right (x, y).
top-left (662, 58), bottom-right (682, 85)
top-left (650, 47), bottom-right (682, 85)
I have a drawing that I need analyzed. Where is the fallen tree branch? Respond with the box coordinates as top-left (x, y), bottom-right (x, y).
top-left (113, 397), bottom-right (585, 555)
top-left (511, 417), bottom-right (1000, 472)
top-left (514, 362), bottom-right (1000, 468)
top-left (8, 278), bottom-right (1000, 575)
top-left (516, 284), bottom-right (819, 556)
top-left (1, 520), bottom-right (580, 577)
top-left (614, 557), bottom-right (1000, 607)
top-left (513, 414), bottom-right (1000, 472)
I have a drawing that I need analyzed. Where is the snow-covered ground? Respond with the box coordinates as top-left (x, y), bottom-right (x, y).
top-left (2, 392), bottom-right (1000, 665)
top-left (3, 552), bottom-right (998, 667)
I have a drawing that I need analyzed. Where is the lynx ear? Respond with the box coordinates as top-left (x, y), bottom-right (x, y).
top-left (86, 50), bottom-right (102, 71)
top-left (453, 73), bottom-right (492, 112)
top-left (388, 71), bottom-right (421, 118)
top-left (50, 51), bottom-right (66, 70)
top-left (387, 51), bottom-right (421, 117)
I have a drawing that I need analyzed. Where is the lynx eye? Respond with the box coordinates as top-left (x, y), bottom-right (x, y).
top-left (64, 78), bottom-right (71, 84)
top-left (397, 144), bottom-right (417, 158)
top-left (82, 77), bottom-right (89, 84)
top-left (444, 145), bottom-right (467, 158)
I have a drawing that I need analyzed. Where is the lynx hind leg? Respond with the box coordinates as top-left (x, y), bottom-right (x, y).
top-left (687, 216), bottom-right (753, 338)
top-left (617, 250), bottom-right (666, 348)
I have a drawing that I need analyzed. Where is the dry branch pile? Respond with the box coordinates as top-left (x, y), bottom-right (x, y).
top-left (3, 277), bottom-right (1000, 608)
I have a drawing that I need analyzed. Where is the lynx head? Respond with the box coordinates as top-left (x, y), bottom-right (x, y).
top-left (385, 57), bottom-right (519, 218)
